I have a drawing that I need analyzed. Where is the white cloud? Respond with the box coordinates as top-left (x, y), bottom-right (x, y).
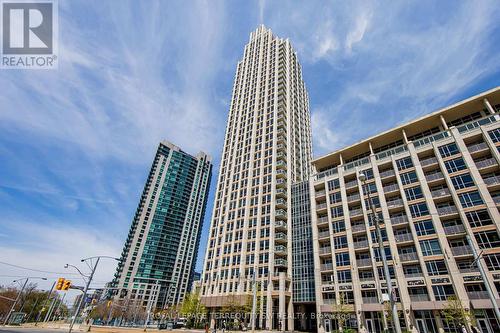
top-left (345, 9), bottom-right (372, 53)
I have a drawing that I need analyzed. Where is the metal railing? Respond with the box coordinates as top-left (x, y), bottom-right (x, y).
top-left (451, 245), bottom-right (473, 256)
top-left (484, 176), bottom-right (500, 186)
top-left (353, 240), bottom-right (369, 249)
top-left (383, 184), bottom-right (399, 192)
top-left (390, 215), bottom-right (408, 225)
top-left (387, 198), bottom-right (404, 208)
top-left (420, 157), bottom-right (438, 166)
top-left (431, 188), bottom-right (450, 198)
top-left (316, 190), bottom-right (326, 197)
top-left (476, 158), bottom-right (497, 169)
top-left (380, 169), bottom-right (396, 178)
top-left (409, 294), bottom-right (430, 302)
top-left (467, 142), bottom-right (489, 153)
top-left (426, 171), bottom-right (444, 182)
top-left (394, 233), bottom-right (413, 242)
top-left (437, 205), bottom-right (458, 216)
top-left (321, 263), bottom-right (334, 271)
top-left (443, 224), bottom-right (466, 235)
top-left (345, 180), bottom-right (358, 188)
top-left (347, 194), bottom-right (360, 202)
top-left (467, 291), bottom-right (489, 299)
top-left (399, 252), bottom-right (418, 262)
top-left (362, 296), bottom-right (379, 304)
top-left (356, 259), bottom-right (372, 267)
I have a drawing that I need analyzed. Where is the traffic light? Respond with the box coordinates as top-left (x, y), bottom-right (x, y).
top-left (62, 279), bottom-right (71, 291)
top-left (56, 278), bottom-right (65, 290)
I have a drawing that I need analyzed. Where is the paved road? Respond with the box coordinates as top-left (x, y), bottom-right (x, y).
top-left (0, 328), bottom-right (64, 333)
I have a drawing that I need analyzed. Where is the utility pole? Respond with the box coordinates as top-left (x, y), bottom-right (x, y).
top-left (144, 281), bottom-right (159, 331)
top-left (36, 281), bottom-right (55, 326)
top-left (67, 256), bottom-right (119, 333)
top-left (52, 293), bottom-right (66, 321)
top-left (359, 172), bottom-right (401, 333)
top-left (3, 278), bottom-right (28, 326)
top-left (467, 234), bottom-right (500, 326)
top-left (68, 257), bottom-right (99, 333)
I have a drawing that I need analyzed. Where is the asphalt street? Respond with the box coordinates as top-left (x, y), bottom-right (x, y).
top-left (0, 328), bottom-right (64, 333)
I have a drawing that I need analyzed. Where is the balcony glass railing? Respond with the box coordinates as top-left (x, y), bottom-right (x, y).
top-left (457, 114), bottom-right (499, 134)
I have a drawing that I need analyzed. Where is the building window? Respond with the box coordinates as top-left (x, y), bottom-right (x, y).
top-left (414, 220), bottom-right (435, 236)
top-left (336, 253), bottom-right (350, 266)
top-left (396, 157), bottom-right (413, 171)
top-left (374, 247), bottom-right (392, 261)
top-left (409, 202), bottom-right (429, 218)
top-left (458, 191), bottom-right (483, 208)
top-left (405, 186), bottom-right (423, 201)
top-left (331, 206), bottom-right (344, 218)
top-left (425, 260), bottom-right (448, 276)
top-left (333, 236), bottom-right (348, 249)
top-left (400, 171), bottom-right (418, 185)
top-left (432, 285), bottom-right (455, 301)
top-left (337, 270), bottom-right (352, 283)
top-left (332, 220), bottom-right (346, 233)
top-left (438, 143), bottom-right (459, 158)
top-left (329, 192), bottom-right (342, 204)
top-left (484, 254), bottom-right (500, 271)
top-left (488, 128), bottom-right (500, 143)
top-left (419, 239), bottom-right (442, 256)
top-left (328, 178), bottom-right (340, 190)
top-left (444, 158), bottom-right (467, 173)
top-left (466, 210), bottom-right (493, 228)
top-left (475, 231), bottom-right (500, 249)
top-left (451, 173), bottom-right (475, 190)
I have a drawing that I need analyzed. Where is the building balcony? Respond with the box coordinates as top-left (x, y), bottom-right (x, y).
top-left (359, 276), bottom-right (375, 282)
top-left (437, 205), bottom-right (458, 216)
top-left (347, 193), bottom-right (360, 202)
top-left (318, 231), bottom-right (330, 239)
top-left (276, 198), bottom-right (287, 208)
top-left (410, 294), bottom-right (430, 302)
top-left (467, 291), bottom-right (489, 299)
top-left (380, 169), bottom-right (396, 179)
top-left (277, 135), bottom-right (286, 144)
top-left (316, 203), bottom-right (328, 212)
top-left (321, 263), bottom-right (334, 271)
top-left (349, 208), bottom-right (363, 217)
top-left (275, 232), bottom-right (287, 242)
top-left (276, 179), bottom-right (287, 188)
top-left (362, 296), bottom-right (379, 304)
top-left (319, 247), bottom-right (331, 255)
top-left (352, 224), bottom-right (366, 233)
top-left (404, 272), bottom-right (423, 278)
top-left (467, 142), bottom-right (489, 154)
top-left (484, 175), bottom-right (500, 186)
top-left (394, 233), bottom-right (413, 243)
top-left (315, 190), bottom-right (326, 197)
top-left (432, 188), bottom-right (451, 198)
top-left (276, 209), bottom-right (287, 219)
top-left (275, 220), bottom-right (287, 230)
top-left (387, 198), bottom-right (404, 209)
top-left (276, 169), bottom-right (287, 178)
top-left (275, 245), bottom-right (287, 255)
top-left (459, 266), bottom-right (479, 274)
top-left (399, 252), bottom-right (419, 262)
top-left (277, 143), bottom-right (286, 152)
top-left (276, 188), bottom-right (287, 198)
top-left (383, 184), bottom-right (399, 193)
top-left (317, 216), bottom-right (329, 225)
top-left (476, 158), bottom-right (497, 170)
top-left (390, 215), bottom-right (409, 225)
top-left (451, 245), bottom-right (473, 256)
top-left (420, 157), bottom-right (438, 167)
top-left (275, 259), bottom-right (288, 267)
top-left (494, 196), bottom-right (500, 205)
top-left (426, 171), bottom-right (444, 182)
top-left (354, 240), bottom-right (369, 249)
top-left (356, 259), bottom-right (372, 267)
top-left (345, 180), bottom-right (358, 188)
top-left (276, 160), bottom-right (286, 169)
top-left (444, 224), bottom-right (466, 235)
top-left (277, 120), bottom-right (286, 129)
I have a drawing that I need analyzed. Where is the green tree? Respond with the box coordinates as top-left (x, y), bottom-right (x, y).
top-left (180, 290), bottom-right (206, 328)
top-left (442, 296), bottom-right (475, 333)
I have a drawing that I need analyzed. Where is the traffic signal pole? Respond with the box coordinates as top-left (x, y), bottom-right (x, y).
top-left (68, 257), bottom-right (100, 333)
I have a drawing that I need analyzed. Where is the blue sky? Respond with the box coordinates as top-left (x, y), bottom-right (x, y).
top-left (1, 0), bottom-right (500, 297)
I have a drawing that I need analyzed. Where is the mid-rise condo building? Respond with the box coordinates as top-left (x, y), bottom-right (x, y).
top-left (310, 88), bottom-right (500, 333)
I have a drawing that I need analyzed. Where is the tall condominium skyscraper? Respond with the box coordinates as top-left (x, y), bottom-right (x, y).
top-left (310, 88), bottom-right (500, 333)
top-left (113, 141), bottom-right (212, 309)
top-left (201, 25), bottom-right (312, 331)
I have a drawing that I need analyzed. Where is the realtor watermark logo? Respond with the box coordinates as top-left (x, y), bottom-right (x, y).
top-left (1, 0), bottom-right (58, 69)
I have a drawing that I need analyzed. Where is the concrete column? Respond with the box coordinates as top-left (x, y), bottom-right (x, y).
top-left (339, 153), bottom-right (344, 165)
top-left (483, 98), bottom-right (496, 115)
top-left (287, 296), bottom-right (294, 331)
top-left (402, 129), bottom-right (409, 144)
top-left (279, 272), bottom-right (286, 332)
top-left (440, 115), bottom-right (449, 130)
top-left (266, 281), bottom-right (272, 330)
top-left (369, 142), bottom-right (374, 155)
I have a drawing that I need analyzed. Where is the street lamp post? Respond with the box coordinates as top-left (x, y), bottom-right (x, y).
top-left (2, 277), bottom-right (47, 326)
top-left (359, 172), bottom-right (401, 333)
top-left (67, 256), bottom-right (120, 333)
